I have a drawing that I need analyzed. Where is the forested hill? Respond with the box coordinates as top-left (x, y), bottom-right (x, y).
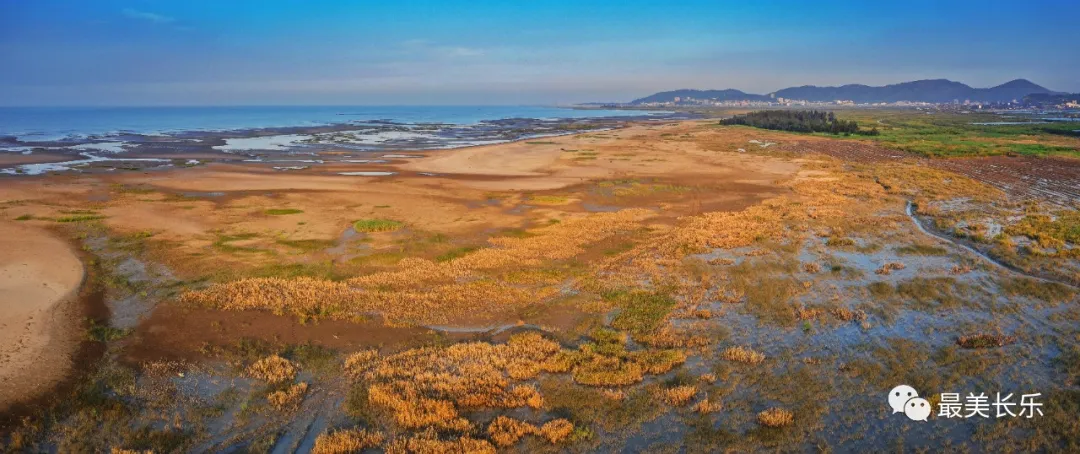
top-left (630, 79), bottom-right (1057, 104)
top-left (630, 89), bottom-right (770, 104)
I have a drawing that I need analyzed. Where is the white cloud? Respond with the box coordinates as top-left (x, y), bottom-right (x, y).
top-left (121, 8), bottom-right (175, 24)
top-left (400, 40), bottom-right (485, 59)
top-left (439, 47), bottom-right (485, 58)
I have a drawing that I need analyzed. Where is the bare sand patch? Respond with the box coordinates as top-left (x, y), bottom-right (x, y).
top-left (0, 221), bottom-right (84, 412)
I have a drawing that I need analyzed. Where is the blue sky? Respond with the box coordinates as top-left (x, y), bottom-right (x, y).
top-left (1, 0), bottom-right (1077, 105)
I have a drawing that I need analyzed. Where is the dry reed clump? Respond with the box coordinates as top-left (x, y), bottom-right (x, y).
top-left (722, 346), bottom-right (765, 365)
top-left (245, 355), bottom-right (298, 383)
top-left (487, 416), bottom-right (537, 447)
top-left (875, 262), bottom-right (906, 275)
top-left (957, 333), bottom-right (1017, 349)
top-left (311, 428), bottom-right (385, 454)
top-left (794, 306), bottom-right (823, 321)
top-left (183, 210), bottom-right (651, 325)
top-left (344, 349), bottom-right (380, 377)
top-left (802, 262), bottom-right (822, 273)
top-left (180, 277), bottom-right (360, 319)
top-left (631, 349), bottom-right (687, 374)
top-left (831, 307), bottom-right (867, 322)
top-left (572, 355), bottom-right (644, 386)
top-left (758, 407), bottom-right (794, 427)
top-left (348, 333), bottom-right (561, 432)
top-left (951, 264), bottom-right (972, 274)
top-left (699, 373), bottom-right (717, 384)
top-left (601, 388), bottom-right (628, 400)
top-left (268, 382), bottom-right (308, 410)
top-left (539, 419), bottom-right (575, 444)
top-left (182, 274), bottom-right (555, 325)
top-left (694, 398), bottom-right (723, 414)
top-left (569, 345), bottom-right (685, 387)
top-left (662, 385), bottom-right (698, 406)
top-left (657, 199), bottom-right (790, 257)
top-left (384, 429), bottom-right (495, 454)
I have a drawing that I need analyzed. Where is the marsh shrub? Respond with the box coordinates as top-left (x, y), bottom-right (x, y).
top-left (663, 385), bottom-right (697, 406)
top-left (957, 333), bottom-right (1017, 349)
top-left (311, 428), bottom-right (384, 454)
top-left (487, 416), bottom-right (536, 447)
top-left (721, 346), bottom-right (765, 365)
top-left (268, 382), bottom-right (308, 410)
top-left (245, 355), bottom-right (298, 383)
top-left (348, 333), bottom-right (559, 432)
top-left (694, 398), bottom-right (723, 414)
top-left (384, 429), bottom-right (496, 454)
top-left (831, 306), bottom-right (867, 322)
top-left (344, 349), bottom-right (380, 377)
top-left (758, 407), bottom-right (794, 427)
top-left (539, 419), bottom-right (575, 443)
top-left (875, 262), bottom-right (906, 275)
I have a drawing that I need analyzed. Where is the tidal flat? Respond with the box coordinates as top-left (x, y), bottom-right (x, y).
top-left (1, 113), bottom-right (1079, 452)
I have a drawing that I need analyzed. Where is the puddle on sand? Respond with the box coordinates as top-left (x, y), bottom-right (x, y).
top-left (181, 191), bottom-right (226, 198)
top-left (582, 202), bottom-right (623, 212)
top-left (326, 226), bottom-right (360, 258)
top-left (338, 171), bottom-right (396, 176)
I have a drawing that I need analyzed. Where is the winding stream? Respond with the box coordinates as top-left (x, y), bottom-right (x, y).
top-left (905, 201), bottom-right (1078, 289)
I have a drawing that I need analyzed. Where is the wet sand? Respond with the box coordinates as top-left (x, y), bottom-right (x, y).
top-left (0, 222), bottom-right (84, 412)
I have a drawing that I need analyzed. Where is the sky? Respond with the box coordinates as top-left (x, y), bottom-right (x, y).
top-left (1, 0), bottom-right (1078, 106)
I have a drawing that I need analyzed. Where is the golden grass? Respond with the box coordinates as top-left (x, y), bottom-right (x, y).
top-left (353, 218), bottom-right (404, 232)
top-left (539, 419), bottom-right (575, 444)
top-left (721, 346), bottom-right (765, 365)
top-left (245, 355), bottom-right (298, 383)
top-left (181, 209), bottom-right (652, 325)
top-left (384, 429), bottom-right (495, 454)
top-left (875, 261), bottom-right (906, 275)
top-left (831, 306), bottom-right (868, 322)
top-left (757, 407), bottom-right (794, 427)
top-left (662, 385), bottom-right (697, 406)
top-left (694, 398), bottom-right (723, 414)
top-left (347, 333), bottom-right (558, 432)
top-left (528, 195), bottom-right (573, 205)
top-left (268, 382), bottom-right (308, 410)
top-left (311, 428), bottom-right (385, 454)
top-left (487, 416), bottom-right (536, 447)
top-left (957, 333), bottom-right (1017, 349)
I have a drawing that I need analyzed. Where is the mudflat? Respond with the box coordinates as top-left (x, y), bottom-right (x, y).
top-left (0, 221), bottom-right (84, 412)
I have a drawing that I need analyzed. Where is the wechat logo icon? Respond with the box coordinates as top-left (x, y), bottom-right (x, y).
top-left (888, 385), bottom-right (928, 422)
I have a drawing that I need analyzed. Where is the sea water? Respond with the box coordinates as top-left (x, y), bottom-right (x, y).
top-left (0, 105), bottom-right (663, 141)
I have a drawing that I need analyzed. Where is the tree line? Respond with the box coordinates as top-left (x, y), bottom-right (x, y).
top-left (719, 110), bottom-right (879, 136)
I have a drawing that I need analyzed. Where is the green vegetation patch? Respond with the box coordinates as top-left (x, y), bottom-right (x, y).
top-left (720, 110), bottom-right (879, 135)
top-left (528, 195), bottom-right (571, 205)
top-left (608, 290), bottom-right (677, 337)
top-left (86, 319), bottom-right (130, 342)
top-left (435, 246), bottom-right (480, 262)
top-left (264, 208), bottom-right (304, 215)
top-left (999, 277), bottom-right (1076, 303)
top-left (896, 277), bottom-right (971, 310)
top-left (212, 232), bottom-right (270, 254)
top-left (276, 238), bottom-right (335, 252)
top-left (1005, 211), bottom-right (1080, 250)
top-left (57, 214), bottom-right (106, 223)
top-left (353, 218), bottom-right (404, 232)
top-left (895, 243), bottom-right (949, 256)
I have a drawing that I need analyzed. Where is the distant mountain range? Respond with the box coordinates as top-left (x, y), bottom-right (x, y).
top-left (630, 79), bottom-right (1059, 104)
